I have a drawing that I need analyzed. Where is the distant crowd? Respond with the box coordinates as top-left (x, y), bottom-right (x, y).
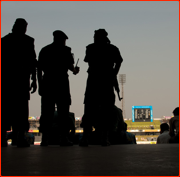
top-left (157, 107), bottom-right (179, 144)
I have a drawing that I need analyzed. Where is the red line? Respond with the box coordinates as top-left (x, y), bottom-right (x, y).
top-left (179, 1), bottom-right (180, 176)
top-left (0, 0), bottom-right (2, 176)
top-left (179, 2), bottom-right (180, 176)
top-left (0, 0), bottom-right (179, 1)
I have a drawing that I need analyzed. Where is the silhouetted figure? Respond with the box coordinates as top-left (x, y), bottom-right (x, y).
top-left (80, 29), bottom-right (123, 146)
top-left (85, 106), bottom-right (125, 145)
top-left (48, 110), bottom-right (76, 145)
top-left (157, 123), bottom-right (171, 144)
top-left (169, 107), bottom-right (179, 143)
top-left (38, 30), bottom-right (79, 146)
top-left (122, 123), bottom-right (136, 144)
top-left (1, 18), bottom-right (37, 147)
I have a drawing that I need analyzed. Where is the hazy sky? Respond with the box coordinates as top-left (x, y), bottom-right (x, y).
top-left (1, 1), bottom-right (179, 118)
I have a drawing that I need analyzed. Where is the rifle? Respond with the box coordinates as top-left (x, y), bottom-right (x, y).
top-left (114, 76), bottom-right (123, 101)
top-left (73, 58), bottom-right (79, 75)
top-left (75, 58), bottom-right (79, 68)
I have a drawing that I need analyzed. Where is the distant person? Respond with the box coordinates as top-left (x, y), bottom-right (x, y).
top-left (169, 107), bottom-right (179, 143)
top-left (156, 123), bottom-right (171, 144)
top-left (123, 122), bottom-right (136, 144)
top-left (48, 110), bottom-right (76, 145)
top-left (38, 30), bottom-right (79, 146)
top-left (1, 18), bottom-right (37, 147)
top-left (87, 106), bottom-right (125, 145)
top-left (80, 29), bottom-right (123, 146)
top-left (106, 106), bottom-right (126, 145)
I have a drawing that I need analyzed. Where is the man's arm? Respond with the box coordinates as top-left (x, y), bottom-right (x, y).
top-left (113, 47), bottom-right (123, 76)
top-left (30, 62), bottom-right (37, 94)
top-left (67, 49), bottom-right (79, 75)
top-left (69, 64), bottom-right (79, 75)
top-left (114, 62), bottom-right (121, 76)
top-left (29, 39), bottom-right (37, 94)
top-left (37, 65), bottom-right (43, 86)
top-left (37, 50), bottom-right (44, 96)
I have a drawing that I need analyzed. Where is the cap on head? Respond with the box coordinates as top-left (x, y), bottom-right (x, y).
top-left (53, 30), bottom-right (68, 39)
top-left (94, 29), bottom-right (110, 43)
top-left (12, 18), bottom-right (28, 33)
top-left (94, 29), bottom-right (108, 38)
top-left (14, 18), bottom-right (28, 26)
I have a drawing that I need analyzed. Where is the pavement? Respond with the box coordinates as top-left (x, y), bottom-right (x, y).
top-left (1, 144), bottom-right (179, 176)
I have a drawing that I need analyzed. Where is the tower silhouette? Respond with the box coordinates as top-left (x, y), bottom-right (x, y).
top-left (119, 74), bottom-right (126, 118)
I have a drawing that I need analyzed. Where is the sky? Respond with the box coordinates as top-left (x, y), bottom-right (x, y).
top-left (1, 1), bottom-right (179, 118)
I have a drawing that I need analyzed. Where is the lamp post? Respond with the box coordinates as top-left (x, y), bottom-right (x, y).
top-left (119, 74), bottom-right (126, 118)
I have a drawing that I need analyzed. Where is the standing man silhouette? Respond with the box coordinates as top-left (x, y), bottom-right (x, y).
top-left (38, 30), bottom-right (79, 146)
top-left (1, 18), bottom-right (37, 147)
top-left (80, 29), bottom-right (123, 146)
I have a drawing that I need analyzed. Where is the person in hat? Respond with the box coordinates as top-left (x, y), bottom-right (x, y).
top-left (1, 18), bottom-right (37, 147)
top-left (80, 29), bottom-right (123, 146)
top-left (38, 30), bottom-right (79, 146)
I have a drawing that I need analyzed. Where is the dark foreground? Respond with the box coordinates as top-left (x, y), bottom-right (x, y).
top-left (1, 144), bottom-right (179, 176)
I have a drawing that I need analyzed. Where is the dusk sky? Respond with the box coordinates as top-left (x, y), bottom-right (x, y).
top-left (1, 1), bottom-right (179, 118)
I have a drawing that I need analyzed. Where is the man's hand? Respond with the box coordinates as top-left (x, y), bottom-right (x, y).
top-left (73, 66), bottom-right (80, 75)
top-left (30, 81), bottom-right (37, 94)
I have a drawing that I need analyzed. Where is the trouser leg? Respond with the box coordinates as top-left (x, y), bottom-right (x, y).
top-left (11, 100), bottom-right (29, 143)
top-left (11, 100), bottom-right (30, 147)
top-left (41, 96), bottom-right (55, 142)
top-left (83, 104), bottom-right (93, 138)
top-left (56, 103), bottom-right (73, 146)
top-left (79, 104), bottom-right (93, 146)
top-left (19, 100), bottom-right (29, 137)
top-left (100, 104), bottom-right (114, 146)
top-left (56, 103), bottom-right (70, 138)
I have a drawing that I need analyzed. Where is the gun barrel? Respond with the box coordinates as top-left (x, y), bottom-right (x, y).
top-left (75, 58), bottom-right (79, 67)
top-left (118, 93), bottom-right (121, 101)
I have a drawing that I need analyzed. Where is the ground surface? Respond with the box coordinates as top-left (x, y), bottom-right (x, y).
top-left (1, 144), bottom-right (179, 176)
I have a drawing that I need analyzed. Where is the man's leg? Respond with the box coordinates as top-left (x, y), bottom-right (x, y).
top-left (40, 96), bottom-right (55, 146)
top-left (79, 104), bottom-right (93, 146)
top-left (100, 104), bottom-right (114, 146)
top-left (16, 100), bottom-right (30, 147)
top-left (57, 103), bottom-right (73, 146)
